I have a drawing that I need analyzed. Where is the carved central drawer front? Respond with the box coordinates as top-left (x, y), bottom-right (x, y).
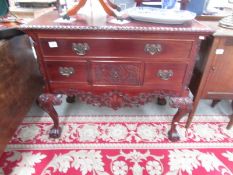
top-left (45, 61), bottom-right (87, 83)
top-left (39, 37), bottom-right (193, 60)
top-left (90, 61), bottom-right (143, 86)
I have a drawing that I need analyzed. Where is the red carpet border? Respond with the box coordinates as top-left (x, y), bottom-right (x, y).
top-left (0, 115), bottom-right (233, 175)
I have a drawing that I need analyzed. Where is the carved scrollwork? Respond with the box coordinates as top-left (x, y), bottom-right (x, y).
top-left (169, 95), bottom-right (193, 110)
top-left (55, 89), bottom-right (178, 110)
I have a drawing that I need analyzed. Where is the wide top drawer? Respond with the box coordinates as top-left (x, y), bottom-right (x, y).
top-left (39, 37), bottom-right (193, 60)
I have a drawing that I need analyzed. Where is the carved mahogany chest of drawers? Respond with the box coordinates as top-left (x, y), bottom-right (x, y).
top-left (21, 11), bottom-right (212, 141)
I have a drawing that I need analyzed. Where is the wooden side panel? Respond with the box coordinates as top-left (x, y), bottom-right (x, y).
top-left (203, 37), bottom-right (233, 97)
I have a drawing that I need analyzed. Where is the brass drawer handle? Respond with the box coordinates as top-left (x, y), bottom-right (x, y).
top-left (144, 43), bottom-right (162, 55)
top-left (72, 42), bottom-right (90, 56)
top-left (157, 69), bottom-right (173, 80)
top-left (59, 67), bottom-right (75, 77)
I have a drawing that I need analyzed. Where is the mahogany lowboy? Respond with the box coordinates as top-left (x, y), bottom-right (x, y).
top-left (21, 11), bottom-right (212, 141)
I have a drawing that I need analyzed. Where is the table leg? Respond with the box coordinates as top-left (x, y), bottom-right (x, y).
top-left (227, 101), bottom-right (233, 129)
top-left (168, 89), bottom-right (193, 142)
top-left (211, 99), bottom-right (221, 108)
top-left (157, 97), bottom-right (167, 105)
top-left (37, 93), bottom-right (63, 138)
top-left (66, 95), bottom-right (76, 103)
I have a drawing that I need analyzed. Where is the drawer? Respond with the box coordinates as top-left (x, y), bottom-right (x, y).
top-left (45, 61), bottom-right (87, 83)
top-left (39, 37), bottom-right (193, 60)
top-left (144, 63), bottom-right (187, 85)
top-left (89, 61), bottom-right (144, 86)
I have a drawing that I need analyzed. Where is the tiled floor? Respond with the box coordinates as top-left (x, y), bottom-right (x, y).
top-left (27, 98), bottom-right (233, 117)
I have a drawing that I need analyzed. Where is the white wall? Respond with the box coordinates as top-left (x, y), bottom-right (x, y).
top-left (208, 0), bottom-right (232, 8)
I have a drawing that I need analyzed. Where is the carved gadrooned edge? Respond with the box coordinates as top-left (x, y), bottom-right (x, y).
top-left (54, 89), bottom-right (178, 109)
top-left (20, 25), bottom-right (212, 33)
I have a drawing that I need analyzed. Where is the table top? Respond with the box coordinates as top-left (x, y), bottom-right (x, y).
top-left (0, 22), bottom-right (23, 39)
top-left (20, 10), bottom-right (213, 34)
top-left (0, 21), bottom-right (18, 30)
top-left (199, 20), bottom-right (233, 37)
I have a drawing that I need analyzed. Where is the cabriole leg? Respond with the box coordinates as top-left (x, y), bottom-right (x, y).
top-left (37, 93), bottom-right (63, 138)
top-left (168, 89), bottom-right (193, 142)
top-left (227, 116), bottom-right (233, 130)
top-left (157, 97), bottom-right (167, 105)
top-left (227, 101), bottom-right (233, 129)
top-left (211, 99), bottom-right (221, 108)
top-left (66, 95), bottom-right (76, 103)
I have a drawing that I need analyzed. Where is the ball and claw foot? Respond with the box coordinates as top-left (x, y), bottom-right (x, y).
top-left (116, 6), bottom-right (121, 11)
top-left (157, 97), bottom-right (167, 105)
top-left (168, 129), bottom-right (180, 142)
top-left (227, 124), bottom-right (232, 130)
top-left (66, 95), bottom-right (76, 103)
top-left (211, 100), bottom-right (220, 108)
top-left (62, 14), bottom-right (70, 20)
top-left (49, 127), bottom-right (62, 138)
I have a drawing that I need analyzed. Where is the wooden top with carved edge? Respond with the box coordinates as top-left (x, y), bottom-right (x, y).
top-left (20, 11), bottom-right (213, 34)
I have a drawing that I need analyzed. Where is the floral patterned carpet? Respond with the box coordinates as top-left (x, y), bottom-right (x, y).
top-left (0, 115), bottom-right (233, 175)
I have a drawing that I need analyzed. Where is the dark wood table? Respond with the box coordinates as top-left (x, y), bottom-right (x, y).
top-left (21, 11), bottom-right (212, 141)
